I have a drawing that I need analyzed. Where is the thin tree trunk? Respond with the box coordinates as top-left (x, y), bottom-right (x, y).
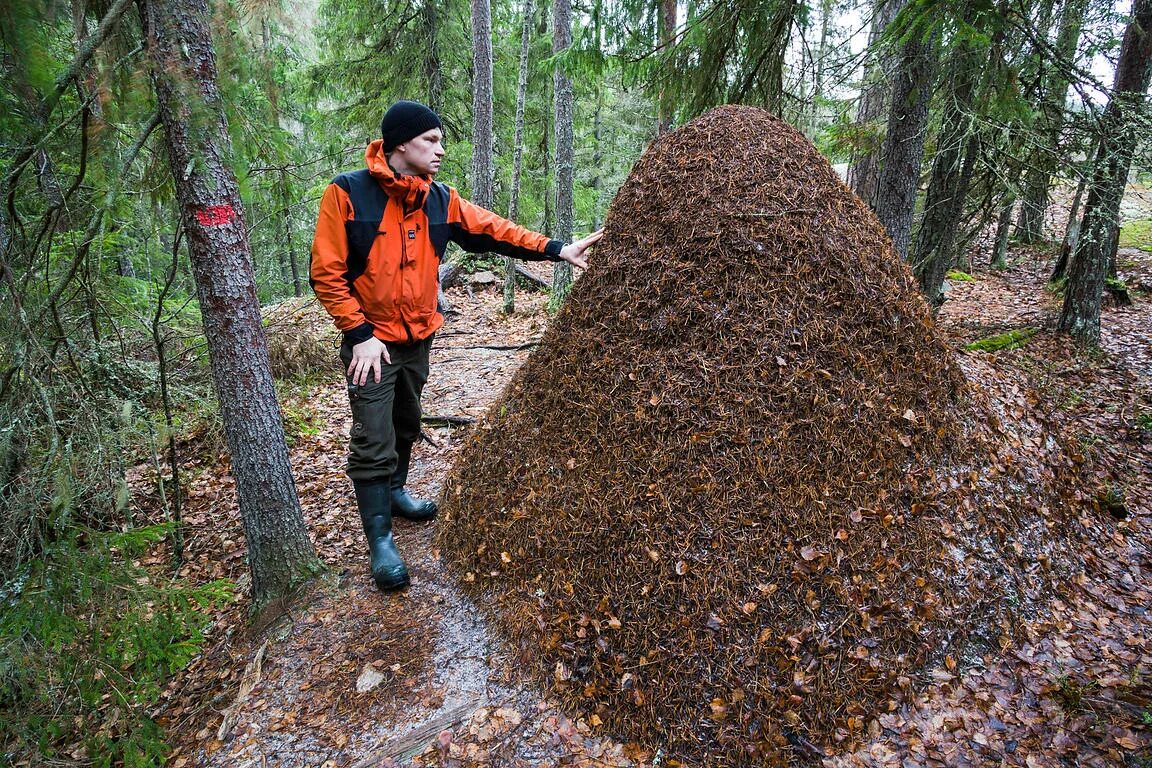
top-left (505, 0), bottom-right (534, 314)
top-left (542, 116), bottom-right (553, 234)
top-left (154, 229), bottom-right (184, 564)
top-left (807, 0), bottom-right (832, 139)
top-left (139, 0), bottom-right (322, 610)
top-left (657, 0), bottom-right (676, 134)
top-left (874, 27), bottom-right (936, 261)
top-left (991, 196), bottom-right (1014, 269)
top-left (424, 0), bottom-right (443, 114)
top-left (552, 0), bottom-right (574, 300)
top-left (848, 0), bottom-right (907, 207)
top-left (1052, 169), bottom-right (1087, 281)
top-left (911, 32), bottom-right (981, 306)
top-left (282, 171), bottom-right (302, 297)
top-left (471, 0), bottom-right (495, 213)
top-left (592, 78), bottom-right (604, 228)
top-left (1058, 0), bottom-right (1152, 345)
top-left (1016, 0), bottom-right (1089, 243)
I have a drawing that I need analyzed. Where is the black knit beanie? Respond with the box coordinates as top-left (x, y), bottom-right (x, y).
top-left (380, 101), bottom-right (443, 152)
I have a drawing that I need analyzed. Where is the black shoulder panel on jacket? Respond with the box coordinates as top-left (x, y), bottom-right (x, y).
top-left (333, 169), bottom-right (387, 285)
top-left (334, 169), bottom-right (387, 222)
top-left (426, 182), bottom-right (452, 260)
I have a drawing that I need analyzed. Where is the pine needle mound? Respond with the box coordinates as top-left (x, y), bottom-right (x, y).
top-left (437, 106), bottom-right (1083, 763)
top-left (261, 297), bottom-right (339, 379)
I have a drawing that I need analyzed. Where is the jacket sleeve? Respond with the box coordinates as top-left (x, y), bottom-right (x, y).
top-left (310, 183), bottom-right (375, 344)
top-left (449, 192), bottom-right (565, 261)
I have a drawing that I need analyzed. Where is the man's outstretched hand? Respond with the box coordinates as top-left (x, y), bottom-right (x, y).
top-left (558, 229), bottom-right (604, 270)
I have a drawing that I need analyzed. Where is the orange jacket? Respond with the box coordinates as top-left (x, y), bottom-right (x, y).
top-left (311, 140), bottom-right (563, 344)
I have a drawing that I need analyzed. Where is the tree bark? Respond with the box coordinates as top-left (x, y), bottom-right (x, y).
top-left (282, 170), bottom-right (302, 297)
top-left (505, 0), bottom-right (534, 314)
top-left (424, 0), bottom-right (443, 114)
top-left (552, 0), bottom-right (574, 300)
top-left (849, 0), bottom-right (908, 208)
top-left (470, 0), bottom-right (495, 212)
top-left (1058, 0), bottom-right (1152, 345)
top-left (991, 196), bottom-right (1014, 270)
top-left (657, 0), bottom-right (676, 134)
top-left (139, 0), bottom-right (322, 610)
top-left (1052, 169), bottom-right (1087, 281)
top-left (873, 28), bottom-right (935, 261)
top-left (911, 31), bottom-right (981, 307)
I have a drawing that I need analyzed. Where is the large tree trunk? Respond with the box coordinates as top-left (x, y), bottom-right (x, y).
top-left (470, 0), bottom-right (495, 212)
top-left (911, 32), bottom-right (981, 307)
top-left (1015, 0), bottom-right (1089, 243)
top-left (1058, 0), bottom-right (1152, 345)
top-left (139, 0), bottom-right (322, 611)
top-left (873, 27), bottom-right (935, 261)
top-left (848, 0), bottom-right (907, 207)
top-left (505, 0), bottom-right (534, 314)
top-left (552, 0), bottom-right (574, 300)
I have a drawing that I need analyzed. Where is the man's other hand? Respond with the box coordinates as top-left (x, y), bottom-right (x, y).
top-left (558, 229), bottom-right (604, 270)
top-left (348, 336), bottom-right (391, 385)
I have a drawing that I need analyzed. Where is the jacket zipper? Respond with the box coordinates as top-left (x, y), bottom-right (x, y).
top-left (399, 208), bottom-right (414, 343)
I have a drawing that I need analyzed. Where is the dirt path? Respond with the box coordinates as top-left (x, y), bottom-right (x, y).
top-left (160, 251), bottom-right (1151, 767)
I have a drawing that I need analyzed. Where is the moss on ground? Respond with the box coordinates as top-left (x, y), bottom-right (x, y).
top-left (965, 327), bottom-right (1039, 352)
top-left (1119, 219), bottom-right (1152, 251)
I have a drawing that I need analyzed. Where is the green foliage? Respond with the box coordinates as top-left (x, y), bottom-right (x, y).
top-left (947, 269), bottom-right (976, 282)
top-left (819, 113), bottom-right (883, 164)
top-left (964, 327), bottom-right (1038, 352)
top-left (0, 523), bottom-right (233, 765)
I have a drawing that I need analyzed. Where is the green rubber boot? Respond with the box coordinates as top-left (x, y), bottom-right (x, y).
top-left (390, 441), bottom-right (438, 521)
top-left (354, 480), bottom-right (410, 590)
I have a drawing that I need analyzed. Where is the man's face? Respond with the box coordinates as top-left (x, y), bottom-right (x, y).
top-left (394, 128), bottom-right (445, 176)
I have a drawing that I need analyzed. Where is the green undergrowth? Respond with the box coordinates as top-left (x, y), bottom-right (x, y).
top-left (964, 327), bottom-right (1039, 352)
top-left (277, 375), bottom-right (327, 446)
top-left (0, 524), bottom-right (233, 766)
top-left (947, 269), bottom-right (976, 282)
top-left (1120, 219), bottom-right (1152, 251)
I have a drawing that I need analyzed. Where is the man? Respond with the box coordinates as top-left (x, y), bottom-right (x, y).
top-left (311, 100), bottom-right (602, 591)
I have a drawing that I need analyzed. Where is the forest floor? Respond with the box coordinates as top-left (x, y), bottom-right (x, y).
top-left (151, 243), bottom-right (1151, 768)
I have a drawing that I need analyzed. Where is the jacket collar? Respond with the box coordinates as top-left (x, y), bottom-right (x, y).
top-left (365, 139), bottom-right (430, 209)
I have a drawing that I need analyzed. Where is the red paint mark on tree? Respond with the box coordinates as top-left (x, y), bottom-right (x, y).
top-left (195, 204), bottom-right (236, 227)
